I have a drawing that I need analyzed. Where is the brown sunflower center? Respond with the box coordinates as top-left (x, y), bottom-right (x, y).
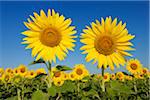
top-left (143, 70), bottom-right (147, 73)
top-left (130, 63), bottom-right (137, 70)
top-left (20, 68), bottom-right (25, 73)
top-left (54, 72), bottom-right (61, 78)
top-left (104, 75), bottom-right (108, 79)
top-left (30, 72), bottom-right (34, 76)
top-left (40, 28), bottom-right (62, 47)
top-left (76, 68), bottom-right (83, 75)
top-left (95, 36), bottom-right (115, 55)
top-left (71, 74), bottom-right (74, 78)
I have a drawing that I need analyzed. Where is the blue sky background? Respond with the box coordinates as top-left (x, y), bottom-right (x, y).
top-left (0, 1), bottom-right (149, 74)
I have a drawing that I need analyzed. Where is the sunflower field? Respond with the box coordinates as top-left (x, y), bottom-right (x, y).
top-left (0, 9), bottom-right (150, 100)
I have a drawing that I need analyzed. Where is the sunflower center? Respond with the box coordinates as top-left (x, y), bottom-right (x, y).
top-left (30, 72), bottom-right (34, 76)
top-left (40, 28), bottom-right (61, 47)
top-left (95, 36), bottom-right (115, 55)
top-left (71, 74), bottom-right (74, 78)
top-left (130, 63), bottom-right (137, 70)
top-left (54, 72), bottom-right (61, 78)
top-left (143, 70), bottom-right (147, 73)
top-left (20, 68), bottom-right (25, 73)
top-left (76, 68), bottom-right (83, 75)
top-left (104, 75), bottom-right (108, 79)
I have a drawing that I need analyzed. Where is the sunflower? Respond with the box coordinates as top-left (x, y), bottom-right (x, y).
top-left (52, 71), bottom-right (65, 81)
top-left (1, 73), bottom-right (11, 83)
top-left (110, 73), bottom-right (116, 80)
top-left (13, 68), bottom-right (20, 76)
top-left (63, 72), bottom-right (69, 80)
top-left (68, 72), bottom-right (77, 81)
top-left (125, 75), bottom-right (132, 81)
top-left (80, 17), bottom-right (135, 70)
top-left (73, 64), bottom-right (89, 80)
top-left (134, 74), bottom-right (144, 79)
top-left (26, 70), bottom-right (37, 79)
top-left (53, 78), bottom-right (64, 87)
top-left (0, 68), bottom-right (4, 79)
top-left (36, 68), bottom-right (46, 75)
top-left (5, 68), bottom-right (13, 74)
top-left (18, 64), bottom-right (28, 77)
top-left (103, 73), bottom-right (110, 82)
top-left (22, 9), bottom-right (77, 63)
top-left (126, 59), bottom-right (142, 75)
top-left (140, 68), bottom-right (148, 75)
top-left (116, 72), bottom-right (125, 80)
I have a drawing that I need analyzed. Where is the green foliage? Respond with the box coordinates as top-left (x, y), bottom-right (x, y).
top-left (0, 76), bottom-right (150, 99)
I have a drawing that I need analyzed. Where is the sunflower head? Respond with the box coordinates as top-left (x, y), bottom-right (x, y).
top-left (73, 64), bottom-right (89, 80)
top-left (141, 68), bottom-right (148, 75)
top-left (53, 78), bottom-right (64, 87)
top-left (18, 64), bottom-right (28, 77)
top-left (22, 9), bottom-right (77, 63)
top-left (80, 16), bottom-right (135, 70)
top-left (116, 72), bottom-right (125, 80)
top-left (125, 75), bottom-right (132, 81)
top-left (52, 71), bottom-right (65, 81)
top-left (5, 68), bottom-right (13, 74)
top-left (0, 68), bottom-right (4, 79)
top-left (110, 73), bottom-right (116, 80)
top-left (1, 73), bottom-right (11, 83)
top-left (26, 70), bottom-right (37, 79)
top-left (69, 72), bottom-right (77, 81)
top-left (126, 59), bottom-right (142, 75)
top-left (13, 68), bottom-right (19, 76)
top-left (103, 73), bottom-right (110, 82)
top-left (36, 68), bottom-right (46, 75)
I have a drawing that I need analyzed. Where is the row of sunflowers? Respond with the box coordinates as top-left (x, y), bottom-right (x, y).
top-left (0, 59), bottom-right (150, 99)
top-left (0, 9), bottom-right (149, 99)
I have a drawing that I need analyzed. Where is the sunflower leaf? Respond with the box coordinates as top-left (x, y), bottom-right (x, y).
top-left (56, 65), bottom-right (72, 71)
top-left (29, 59), bottom-right (45, 66)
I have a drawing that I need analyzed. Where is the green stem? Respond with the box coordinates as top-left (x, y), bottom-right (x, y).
top-left (101, 66), bottom-right (105, 92)
top-left (77, 81), bottom-right (80, 97)
top-left (17, 89), bottom-right (21, 100)
top-left (134, 81), bottom-right (137, 93)
top-left (45, 61), bottom-right (52, 88)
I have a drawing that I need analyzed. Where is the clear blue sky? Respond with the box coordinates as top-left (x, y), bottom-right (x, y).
top-left (0, 1), bottom-right (149, 74)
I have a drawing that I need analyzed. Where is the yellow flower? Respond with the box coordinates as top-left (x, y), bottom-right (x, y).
top-left (36, 68), bottom-right (46, 75)
top-left (134, 74), bottom-right (144, 79)
top-left (52, 71), bottom-right (65, 81)
top-left (0, 68), bottom-right (4, 80)
top-left (18, 64), bottom-right (28, 77)
top-left (26, 70), bottom-right (37, 79)
top-left (80, 17), bottom-right (135, 70)
top-left (5, 68), bottom-right (13, 74)
top-left (110, 73), bottom-right (116, 80)
top-left (73, 64), bottom-right (89, 80)
top-left (103, 73), bottom-right (110, 82)
top-left (53, 78), bottom-right (64, 87)
top-left (126, 59), bottom-right (142, 75)
top-left (13, 68), bottom-right (20, 76)
top-left (1, 73), bottom-right (11, 82)
top-left (63, 72), bottom-right (69, 80)
top-left (116, 72), bottom-right (125, 80)
top-left (140, 68), bottom-right (148, 75)
top-left (68, 72), bottom-right (77, 81)
top-left (125, 75), bottom-right (132, 80)
top-left (22, 9), bottom-right (77, 63)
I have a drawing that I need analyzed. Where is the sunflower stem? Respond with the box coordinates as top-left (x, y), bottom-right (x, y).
top-left (101, 66), bottom-right (105, 92)
top-left (17, 88), bottom-right (21, 100)
top-left (45, 61), bottom-right (52, 88)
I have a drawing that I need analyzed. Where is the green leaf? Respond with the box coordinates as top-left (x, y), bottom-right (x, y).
top-left (56, 65), bottom-right (72, 71)
top-left (29, 59), bottom-right (45, 66)
top-left (34, 73), bottom-right (47, 80)
top-left (48, 86), bottom-right (57, 97)
top-left (6, 96), bottom-right (17, 100)
top-left (32, 90), bottom-right (48, 100)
